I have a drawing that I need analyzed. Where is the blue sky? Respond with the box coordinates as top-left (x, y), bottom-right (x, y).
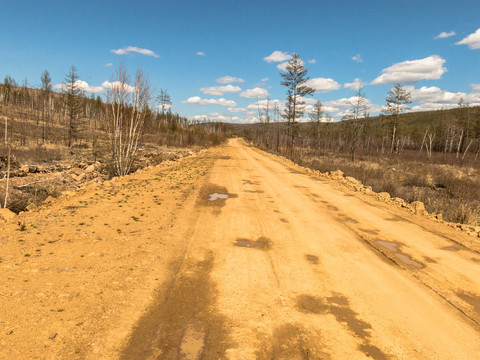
top-left (1, 0), bottom-right (479, 122)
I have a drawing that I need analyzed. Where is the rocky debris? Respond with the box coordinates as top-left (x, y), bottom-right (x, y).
top-left (411, 201), bottom-right (428, 216)
top-left (0, 208), bottom-right (16, 222)
top-left (329, 170), bottom-right (344, 179)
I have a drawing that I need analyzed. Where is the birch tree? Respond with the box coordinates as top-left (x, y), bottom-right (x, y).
top-left (105, 64), bottom-right (152, 176)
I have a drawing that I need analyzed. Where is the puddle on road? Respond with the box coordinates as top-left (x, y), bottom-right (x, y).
top-left (472, 258), bottom-right (480, 263)
top-left (376, 240), bottom-right (425, 269)
top-left (244, 182), bottom-right (252, 186)
top-left (234, 237), bottom-right (272, 251)
top-left (180, 326), bottom-right (205, 359)
top-left (273, 210), bottom-right (280, 214)
top-left (376, 240), bottom-right (398, 252)
top-left (345, 218), bottom-right (358, 224)
top-left (280, 218), bottom-right (289, 223)
top-left (305, 254), bottom-right (319, 265)
top-left (385, 216), bottom-right (404, 222)
top-left (395, 253), bottom-right (424, 268)
top-left (424, 256), bottom-right (437, 263)
top-left (208, 193), bottom-right (229, 201)
top-left (328, 205), bottom-right (339, 211)
top-left (245, 190), bottom-right (264, 194)
top-left (442, 246), bottom-right (460, 251)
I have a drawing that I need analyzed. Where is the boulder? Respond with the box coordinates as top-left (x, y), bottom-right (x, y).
top-left (411, 201), bottom-right (428, 216)
top-left (377, 192), bottom-right (391, 200)
top-left (85, 165), bottom-right (96, 173)
top-left (330, 170), bottom-right (344, 178)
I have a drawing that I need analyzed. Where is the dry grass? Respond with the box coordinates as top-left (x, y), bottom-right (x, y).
top-left (297, 151), bottom-right (480, 226)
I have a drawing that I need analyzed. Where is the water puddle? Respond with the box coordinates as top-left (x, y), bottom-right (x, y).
top-left (328, 205), bottom-right (339, 211)
top-left (385, 216), bottom-right (403, 222)
top-left (472, 258), bottom-right (480, 263)
top-left (280, 218), bottom-right (289, 223)
top-left (376, 240), bottom-right (398, 252)
top-left (244, 190), bottom-right (264, 193)
top-left (345, 218), bottom-right (358, 224)
top-left (180, 326), bottom-right (205, 359)
top-left (305, 254), bottom-right (319, 264)
top-left (244, 182), bottom-right (252, 186)
top-left (208, 193), bottom-right (229, 201)
top-left (376, 240), bottom-right (425, 269)
top-left (395, 253), bottom-right (424, 268)
top-left (273, 210), bottom-right (280, 213)
top-left (442, 246), bottom-right (459, 251)
top-left (424, 256), bottom-right (437, 263)
top-left (234, 237), bottom-right (272, 250)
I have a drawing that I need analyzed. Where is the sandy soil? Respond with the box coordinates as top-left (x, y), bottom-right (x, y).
top-left (1, 138), bottom-right (480, 359)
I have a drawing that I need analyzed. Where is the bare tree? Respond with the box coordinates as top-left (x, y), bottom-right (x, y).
top-left (105, 64), bottom-right (153, 176)
top-left (280, 53), bottom-right (315, 156)
top-left (385, 83), bottom-right (411, 153)
top-left (40, 70), bottom-right (52, 143)
top-left (347, 87), bottom-right (369, 161)
top-left (309, 100), bottom-right (324, 149)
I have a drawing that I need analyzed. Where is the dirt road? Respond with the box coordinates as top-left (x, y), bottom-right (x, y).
top-left (1, 138), bottom-right (480, 359)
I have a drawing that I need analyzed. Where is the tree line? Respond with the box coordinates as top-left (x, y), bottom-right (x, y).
top-left (241, 54), bottom-right (480, 164)
top-left (0, 65), bottom-right (232, 176)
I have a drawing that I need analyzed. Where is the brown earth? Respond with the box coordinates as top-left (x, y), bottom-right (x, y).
top-left (1, 138), bottom-right (480, 359)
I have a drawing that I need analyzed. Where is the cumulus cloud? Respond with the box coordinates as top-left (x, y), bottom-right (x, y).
top-left (240, 87), bottom-right (270, 99)
top-left (182, 96), bottom-right (236, 106)
top-left (456, 28), bottom-right (480, 49)
top-left (352, 54), bottom-right (363, 63)
top-left (435, 31), bottom-right (456, 39)
top-left (405, 86), bottom-right (465, 104)
top-left (54, 80), bottom-right (104, 94)
top-left (263, 51), bottom-right (292, 63)
top-left (216, 75), bottom-right (244, 84)
top-left (371, 55), bottom-right (447, 85)
top-left (344, 78), bottom-right (364, 91)
top-left (471, 84), bottom-right (480, 92)
top-left (200, 85), bottom-right (242, 96)
top-left (305, 78), bottom-right (341, 93)
top-left (101, 80), bottom-right (136, 93)
top-left (111, 46), bottom-right (159, 58)
top-left (196, 51), bottom-right (206, 56)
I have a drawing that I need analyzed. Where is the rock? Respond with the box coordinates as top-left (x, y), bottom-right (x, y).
top-left (345, 176), bottom-right (360, 184)
top-left (26, 203), bottom-right (37, 212)
top-left (411, 201), bottom-right (428, 215)
top-left (0, 208), bottom-right (16, 222)
top-left (28, 165), bottom-right (38, 173)
top-left (434, 213), bottom-right (443, 221)
top-left (49, 333), bottom-right (57, 340)
top-left (85, 165), bottom-right (95, 173)
top-left (77, 173), bottom-right (86, 181)
top-left (330, 170), bottom-right (344, 178)
top-left (20, 165), bottom-right (29, 173)
top-left (393, 197), bottom-right (405, 204)
top-left (377, 192), bottom-right (390, 200)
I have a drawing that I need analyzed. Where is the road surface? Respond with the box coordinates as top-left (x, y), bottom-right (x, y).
top-left (1, 138), bottom-right (479, 360)
top-left (122, 139), bottom-right (480, 359)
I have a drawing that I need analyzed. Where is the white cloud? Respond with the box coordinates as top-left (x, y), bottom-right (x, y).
top-left (352, 54), bottom-right (363, 63)
top-left (240, 87), bottom-right (270, 99)
top-left (263, 51), bottom-right (292, 63)
top-left (196, 51), bottom-right (206, 56)
top-left (227, 107), bottom-right (248, 113)
top-left (410, 103), bottom-right (458, 112)
top-left (246, 99), bottom-right (285, 111)
top-left (101, 80), bottom-right (136, 93)
top-left (456, 28), bottom-right (480, 49)
top-left (200, 85), bottom-right (242, 96)
top-left (371, 55), bottom-right (447, 85)
top-left (216, 75), bottom-right (244, 84)
top-left (156, 104), bottom-right (171, 110)
top-left (435, 31), bottom-right (456, 39)
top-left (111, 46), bottom-right (159, 58)
top-left (406, 86), bottom-right (465, 104)
top-left (54, 80), bottom-right (104, 94)
top-left (308, 59), bottom-right (317, 64)
top-left (471, 84), bottom-right (480, 92)
top-left (344, 78), bottom-right (364, 91)
top-left (261, 77), bottom-right (269, 82)
top-left (104, 63), bottom-right (113, 67)
top-left (182, 96), bottom-right (236, 106)
top-left (305, 78), bottom-right (341, 93)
